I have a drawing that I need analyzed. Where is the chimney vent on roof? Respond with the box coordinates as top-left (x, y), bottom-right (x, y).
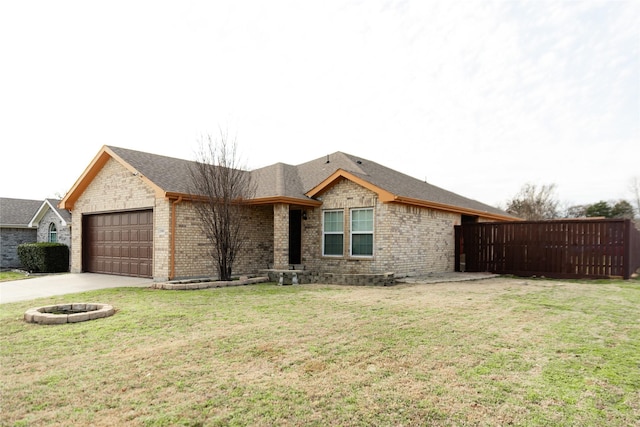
top-left (356, 160), bottom-right (362, 164)
top-left (326, 155), bottom-right (330, 164)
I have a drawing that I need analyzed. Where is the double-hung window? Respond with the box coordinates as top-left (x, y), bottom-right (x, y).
top-left (323, 210), bottom-right (344, 256)
top-left (351, 208), bottom-right (373, 256)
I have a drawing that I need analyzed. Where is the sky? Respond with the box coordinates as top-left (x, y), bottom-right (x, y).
top-left (1, 0), bottom-right (638, 210)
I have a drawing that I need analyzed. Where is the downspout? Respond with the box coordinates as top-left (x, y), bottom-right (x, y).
top-left (170, 196), bottom-right (183, 280)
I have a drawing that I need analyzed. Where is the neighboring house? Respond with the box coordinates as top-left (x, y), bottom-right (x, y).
top-left (0, 198), bottom-right (71, 269)
top-left (29, 199), bottom-right (72, 247)
top-left (1, 198), bottom-right (41, 268)
top-left (60, 146), bottom-right (517, 283)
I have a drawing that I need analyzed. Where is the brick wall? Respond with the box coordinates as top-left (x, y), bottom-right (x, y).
top-left (36, 209), bottom-right (71, 247)
top-left (272, 203), bottom-right (289, 269)
top-left (377, 204), bottom-right (459, 276)
top-left (172, 201), bottom-right (212, 278)
top-left (172, 202), bottom-right (274, 279)
top-left (70, 158), bottom-right (161, 276)
top-left (303, 178), bottom-right (380, 274)
top-left (301, 177), bottom-right (461, 277)
top-left (0, 228), bottom-right (36, 269)
top-left (154, 198), bottom-right (171, 281)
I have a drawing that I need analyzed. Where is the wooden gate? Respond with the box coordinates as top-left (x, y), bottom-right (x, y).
top-left (455, 219), bottom-right (640, 279)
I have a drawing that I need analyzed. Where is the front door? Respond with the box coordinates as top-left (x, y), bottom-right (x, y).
top-left (289, 210), bottom-right (302, 265)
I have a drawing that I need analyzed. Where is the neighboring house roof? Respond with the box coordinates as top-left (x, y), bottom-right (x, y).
top-left (60, 145), bottom-right (516, 220)
top-left (0, 198), bottom-right (42, 228)
top-left (28, 199), bottom-right (72, 228)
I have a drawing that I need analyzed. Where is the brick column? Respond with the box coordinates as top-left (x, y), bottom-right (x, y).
top-left (273, 203), bottom-right (289, 269)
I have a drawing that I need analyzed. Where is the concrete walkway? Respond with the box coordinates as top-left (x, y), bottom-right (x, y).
top-left (0, 273), bottom-right (153, 304)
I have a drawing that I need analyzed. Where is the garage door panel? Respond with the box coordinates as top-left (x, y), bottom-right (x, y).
top-left (84, 210), bottom-right (153, 278)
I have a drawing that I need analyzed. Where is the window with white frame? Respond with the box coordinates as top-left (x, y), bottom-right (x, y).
top-left (350, 208), bottom-right (373, 256)
top-left (323, 210), bottom-right (344, 256)
top-left (49, 223), bottom-right (57, 243)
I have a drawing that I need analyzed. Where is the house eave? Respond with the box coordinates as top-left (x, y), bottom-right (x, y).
top-left (391, 196), bottom-right (520, 221)
top-left (0, 224), bottom-right (36, 229)
top-left (246, 196), bottom-right (322, 207)
top-left (164, 192), bottom-right (322, 207)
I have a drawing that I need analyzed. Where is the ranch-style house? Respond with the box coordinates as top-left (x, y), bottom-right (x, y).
top-left (59, 146), bottom-right (516, 284)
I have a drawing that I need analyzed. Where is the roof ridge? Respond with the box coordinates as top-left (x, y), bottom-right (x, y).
top-left (107, 145), bottom-right (196, 164)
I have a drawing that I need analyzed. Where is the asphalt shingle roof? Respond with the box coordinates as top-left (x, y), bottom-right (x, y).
top-left (106, 146), bottom-right (512, 218)
top-left (0, 198), bottom-right (42, 226)
top-left (45, 199), bottom-right (72, 223)
top-left (109, 146), bottom-right (196, 195)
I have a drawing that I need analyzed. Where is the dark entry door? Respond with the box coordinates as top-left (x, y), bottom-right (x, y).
top-left (289, 210), bottom-right (302, 265)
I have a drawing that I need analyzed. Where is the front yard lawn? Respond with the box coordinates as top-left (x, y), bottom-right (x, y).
top-left (0, 270), bottom-right (30, 282)
top-left (1, 277), bottom-right (638, 426)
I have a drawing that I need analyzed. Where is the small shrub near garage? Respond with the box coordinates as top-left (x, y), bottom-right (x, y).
top-left (17, 243), bottom-right (69, 273)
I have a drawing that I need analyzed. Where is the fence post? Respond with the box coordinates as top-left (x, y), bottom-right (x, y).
top-left (623, 219), bottom-right (631, 280)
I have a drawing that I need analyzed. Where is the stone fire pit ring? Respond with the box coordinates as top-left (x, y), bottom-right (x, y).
top-left (24, 303), bottom-right (115, 325)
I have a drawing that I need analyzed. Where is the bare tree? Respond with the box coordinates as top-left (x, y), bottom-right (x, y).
top-left (506, 183), bottom-right (559, 220)
top-left (564, 204), bottom-right (588, 218)
top-left (630, 176), bottom-right (640, 218)
top-left (189, 131), bottom-right (255, 281)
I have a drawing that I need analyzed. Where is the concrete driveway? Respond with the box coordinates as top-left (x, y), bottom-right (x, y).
top-left (0, 273), bottom-right (153, 304)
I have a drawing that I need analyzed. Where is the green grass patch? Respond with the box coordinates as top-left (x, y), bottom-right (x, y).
top-left (1, 278), bottom-right (639, 426)
top-left (0, 270), bottom-right (31, 282)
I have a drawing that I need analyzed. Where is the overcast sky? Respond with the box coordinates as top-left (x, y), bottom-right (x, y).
top-left (1, 0), bottom-right (638, 209)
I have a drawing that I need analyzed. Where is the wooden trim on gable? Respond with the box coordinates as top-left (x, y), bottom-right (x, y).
top-left (59, 146), bottom-right (111, 210)
top-left (392, 195), bottom-right (520, 222)
top-left (305, 169), bottom-right (518, 222)
top-left (60, 146), bottom-right (166, 210)
top-left (305, 169), bottom-right (395, 202)
top-left (105, 146), bottom-right (166, 198)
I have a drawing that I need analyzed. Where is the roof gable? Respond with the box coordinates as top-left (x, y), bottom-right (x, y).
top-left (303, 152), bottom-right (517, 220)
top-left (306, 169), bottom-right (396, 202)
top-left (60, 146), bottom-right (175, 209)
top-left (28, 199), bottom-right (71, 227)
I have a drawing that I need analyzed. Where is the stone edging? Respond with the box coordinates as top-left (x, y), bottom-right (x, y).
top-left (152, 276), bottom-right (269, 290)
top-left (24, 303), bottom-right (115, 325)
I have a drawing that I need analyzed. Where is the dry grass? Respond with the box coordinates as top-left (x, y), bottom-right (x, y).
top-left (1, 277), bottom-right (639, 426)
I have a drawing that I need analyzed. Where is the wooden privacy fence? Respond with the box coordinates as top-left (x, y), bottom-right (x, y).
top-left (455, 219), bottom-right (640, 279)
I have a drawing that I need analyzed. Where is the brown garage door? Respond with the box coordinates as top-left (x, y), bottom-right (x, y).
top-left (83, 210), bottom-right (153, 278)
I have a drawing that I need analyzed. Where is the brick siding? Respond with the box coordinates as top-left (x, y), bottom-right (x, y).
top-left (36, 209), bottom-right (71, 247)
top-left (301, 178), bottom-right (461, 277)
top-left (0, 228), bottom-right (36, 269)
top-left (70, 158), bottom-right (161, 276)
top-left (171, 201), bottom-right (273, 279)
